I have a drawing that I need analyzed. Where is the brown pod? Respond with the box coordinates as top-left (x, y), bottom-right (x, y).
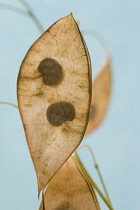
top-left (39, 156), bottom-right (100, 210)
top-left (17, 14), bottom-right (92, 194)
top-left (86, 57), bottom-right (111, 134)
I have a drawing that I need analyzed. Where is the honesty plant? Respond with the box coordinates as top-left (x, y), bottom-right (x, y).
top-left (0, 1), bottom-right (114, 209)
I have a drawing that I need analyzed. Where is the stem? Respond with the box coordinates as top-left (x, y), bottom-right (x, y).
top-left (0, 3), bottom-right (28, 16)
top-left (74, 152), bottom-right (114, 210)
top-left (0, 102), bottom-right (18, 109)
top-left (18, 0), bottom-right (44, 33)
top-left (0, 1), bottom-right (44, 33)
top-left (78, 145), bottom-right (112, 206)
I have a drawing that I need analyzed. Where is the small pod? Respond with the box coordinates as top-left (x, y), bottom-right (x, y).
top-left (86, 57), bottom-right (111, 134)
top-left (39, 156), bottom-right (100, 210)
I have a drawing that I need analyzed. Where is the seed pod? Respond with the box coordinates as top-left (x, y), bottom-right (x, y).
top-left (39, 156), bottom-right (100, 210)
top-left (17, 13), bottom-right (92, 194)
top-left (86, 57), bottom-right (111, 134)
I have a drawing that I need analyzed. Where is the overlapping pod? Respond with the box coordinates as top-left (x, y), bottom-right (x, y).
top-left (86, 57), bottom-right (111, 134)
top-left (17, 14), bottom-right (92, 194)
top-left (39, 156), bottom-right (100, 210)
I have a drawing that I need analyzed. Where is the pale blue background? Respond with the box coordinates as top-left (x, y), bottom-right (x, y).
top-left (0, 0), bottom-right (139, 209)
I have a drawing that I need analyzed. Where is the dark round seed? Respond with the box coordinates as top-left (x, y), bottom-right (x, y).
top-left (47, 102), bottom-right (75, 127)
top-left (38, 58), bottom-right (63, 86)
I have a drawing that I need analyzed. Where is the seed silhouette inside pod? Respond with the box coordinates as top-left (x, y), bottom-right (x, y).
top-left (38, 58), bottom-right (63, 86)
top-left (47, 102), bottom-right (75, 126)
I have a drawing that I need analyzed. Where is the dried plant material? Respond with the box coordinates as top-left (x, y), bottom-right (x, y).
top-left (85, 57), bottom-right (111, 134)
top-left (17, 13), bottom-right (91, 194)
top-left (39, 156), bottom-right (100, 210)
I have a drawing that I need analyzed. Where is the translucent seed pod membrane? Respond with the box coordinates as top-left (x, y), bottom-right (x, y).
top-left (17, 14), bottom-right (92, 195)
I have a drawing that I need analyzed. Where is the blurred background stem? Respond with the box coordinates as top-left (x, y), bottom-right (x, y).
top-left (76, 147), bottom-right (114, 210)
top-left (0, 3), bottom-right (28, 16)
top-left (78, 145), bottom-right (112, 205)
top-left (0, 0), bottom-right (44, 33)
top-left (18, 0), bottom-right (44, 33)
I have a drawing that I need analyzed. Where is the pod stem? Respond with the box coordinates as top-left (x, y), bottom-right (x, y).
top-left (0, 3), bottom-right (28, 16)
top-left (78, 144), bottom-right (112, 205)
top-left (0, 0), bottom-right (44, 33)
top-left (18, 0), bottom-right (44, 33)
top-left (0, 102), bottom-right (18, 109)
top-left (75, 151), bottom-right (114, 210)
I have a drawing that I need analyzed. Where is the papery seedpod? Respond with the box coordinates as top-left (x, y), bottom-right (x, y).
top-left (17, 13), bottom-right (92, 194)
top-left (86, 57), bottom-right (111, 134)
top-left (39, 156), bottom-right (100, 210)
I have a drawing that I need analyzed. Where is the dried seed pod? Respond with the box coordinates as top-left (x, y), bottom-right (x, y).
top-left (39, 156), bottom-right (100, 210)
top-left (86, 57), bottom-right (111, 134)
top-left (17, 13), bottom-right (92, 194)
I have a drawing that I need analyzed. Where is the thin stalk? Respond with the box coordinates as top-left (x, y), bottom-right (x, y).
top-left (18, 0), bottom-right (44, 33)
top-left (75, 152), bottom-right (114, 210)
top-left (0, 3), bottom-right (28, 16)
top-left (0, 102), bottom-right (18, 109)
top-left (0, 1), bottom-right (44, 33)
top-left (78, 145), bottom-right (112, 206)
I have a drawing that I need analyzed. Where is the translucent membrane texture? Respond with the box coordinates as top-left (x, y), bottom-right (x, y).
top-left (39, 156), bottom-right (100, 210)
top-left (17, 13), bottom-right (92, 194)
